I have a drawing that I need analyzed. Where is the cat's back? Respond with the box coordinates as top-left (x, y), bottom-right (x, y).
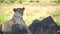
top-left (2, 20), bottom-right (15, 32)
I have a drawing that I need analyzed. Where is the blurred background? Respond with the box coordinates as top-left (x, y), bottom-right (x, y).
top-left (0, 0), bottom-right (60, 26)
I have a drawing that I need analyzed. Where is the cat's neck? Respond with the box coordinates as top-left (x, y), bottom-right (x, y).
top-left (12, 14), bottom-right (25, 25)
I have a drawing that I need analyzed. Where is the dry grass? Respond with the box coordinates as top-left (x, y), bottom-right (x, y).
top-left (0, 3), bottom-right (60, 26)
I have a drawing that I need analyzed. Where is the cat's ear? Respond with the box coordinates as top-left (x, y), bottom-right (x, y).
top-left (13, 8), bottom-right (17, 12)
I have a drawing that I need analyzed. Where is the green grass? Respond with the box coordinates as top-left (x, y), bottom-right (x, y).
top-left (0, 15), bottom-right (9, 24)
top-left (50, 0), bottom-right (60, 3)
top-left (0, 9), bottom-right (14, 25)
top-left (0, 0), bottom-right (60, 4)
top-left (0, 0), bottom-right (25, 4)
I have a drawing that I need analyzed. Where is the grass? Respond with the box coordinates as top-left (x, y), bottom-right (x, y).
top-left (0, 8), bottom-right (14, 25)
top-left (52, 8), bottom-right (60, 26)
top-left (0, 0), bottom-right (60, 26)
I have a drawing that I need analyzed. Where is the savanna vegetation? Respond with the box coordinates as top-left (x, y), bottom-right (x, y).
top-left (0, 0), bottom-right (60, 26)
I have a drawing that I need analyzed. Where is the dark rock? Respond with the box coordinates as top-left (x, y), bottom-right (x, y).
top-left (55, 25), bottom-right (60, 34)
top-left (29, 16), bottom-right (57, 34)
top-left (0, 25), bottom-right (3, 34)
top-left (29, 19), bottom-right (41, 34)
top-left (11, 24), bottom-right (28, 34)
top-left (36, 16), bottom-right (57, 34)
